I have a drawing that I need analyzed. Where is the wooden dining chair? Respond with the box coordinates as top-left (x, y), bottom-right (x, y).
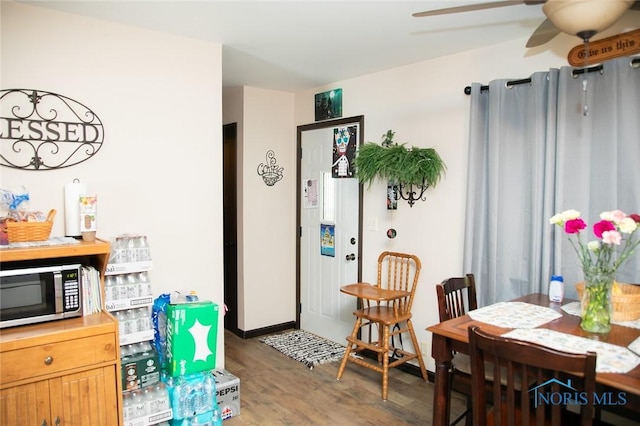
top-left (435, 274), bottom-right (478, 426)
top-left (336, 251), bottom-right (428, 400)
top-left (468, 326), bottom-right (597, 426)
top-left (436, 274), bottom-right (478, 323)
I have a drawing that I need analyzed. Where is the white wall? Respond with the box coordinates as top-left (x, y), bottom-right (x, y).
top-left (240, 87), bottom-right (296, 330)
top-left (223, 86), bottom-right (296, 332)
top-left (1, 2), bottom-right (225, 367)
top-left (293, 16), bottom-right (638, 371)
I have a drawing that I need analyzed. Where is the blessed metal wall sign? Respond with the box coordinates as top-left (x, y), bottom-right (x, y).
top-left (0, 89), bottom-right (104, 170)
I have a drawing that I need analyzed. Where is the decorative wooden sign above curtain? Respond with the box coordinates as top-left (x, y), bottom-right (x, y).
top-left (257, 150), bottom-right (284, 186)
top-left (568, 28), bottom-right (640, 66)
top-left (0, 89), bottom-right (104, 170)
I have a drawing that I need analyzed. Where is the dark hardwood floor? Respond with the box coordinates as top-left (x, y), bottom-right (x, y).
top-left (222, 329), bottom-right (467, 425)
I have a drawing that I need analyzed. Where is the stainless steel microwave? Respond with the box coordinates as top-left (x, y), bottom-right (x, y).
top-left (0, 264), bottom-right (83, 329)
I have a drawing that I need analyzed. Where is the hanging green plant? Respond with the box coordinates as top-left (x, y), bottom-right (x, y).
top-left (354, 130), bottom-right (446, 188)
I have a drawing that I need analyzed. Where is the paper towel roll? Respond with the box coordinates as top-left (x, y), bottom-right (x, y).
top-left (64, 179), bottom-right (88, 237)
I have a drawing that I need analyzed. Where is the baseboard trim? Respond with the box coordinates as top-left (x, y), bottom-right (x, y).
top-left (231, 321), bottom-right (296, 339)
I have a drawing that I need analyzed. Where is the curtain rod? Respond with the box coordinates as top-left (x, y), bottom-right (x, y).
top-left (463, 58), bottom-right (640, 95)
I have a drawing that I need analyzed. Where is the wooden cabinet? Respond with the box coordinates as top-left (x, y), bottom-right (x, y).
top-left (0, 240), bottom-right (123, 426)
top-left (0, 381), bottom-right (48, 426)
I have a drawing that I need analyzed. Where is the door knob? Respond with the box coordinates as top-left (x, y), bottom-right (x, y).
top-left (345, 253), bottom-right (356, 261)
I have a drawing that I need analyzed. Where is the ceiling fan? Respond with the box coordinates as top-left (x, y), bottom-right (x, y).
top-left (413, 0), bottom-right (640, 47)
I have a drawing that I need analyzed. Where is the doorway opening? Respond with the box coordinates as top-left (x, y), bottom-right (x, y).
top-left (223, 122), bottom-right (238, 334)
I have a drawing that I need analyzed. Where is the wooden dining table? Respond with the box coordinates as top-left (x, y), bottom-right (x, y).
top-left (427, 293), bottom-right (640, 426)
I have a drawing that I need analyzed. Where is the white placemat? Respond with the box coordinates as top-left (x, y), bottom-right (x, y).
top-left (468, 301), bottom-right (562, 329)
top-left (503, 328), bottom-right (640, 374)
top-left (629, 337), bottom-right (640, 357)
top-left (561, 302), bottom-right (640, 330)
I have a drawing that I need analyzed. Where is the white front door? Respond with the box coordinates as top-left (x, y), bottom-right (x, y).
top-left (298, 117), bottom-right (363, 345)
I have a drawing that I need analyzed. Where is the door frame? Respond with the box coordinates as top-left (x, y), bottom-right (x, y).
top-left (223, 122), bottom-right (238, 334)
top-left (295, 115), bottom-right (364, 328)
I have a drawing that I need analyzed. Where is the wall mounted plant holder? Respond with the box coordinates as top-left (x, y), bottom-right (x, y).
top-left (396, 181), bottom-right (429, 207)
top-left (0, 89), bottom-right (104, 170)
top-left (354, 130), bottom-right (445, 207)
top-left (257, 150), bottom-right (284, 186)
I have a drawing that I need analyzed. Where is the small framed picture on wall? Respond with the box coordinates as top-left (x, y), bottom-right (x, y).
top-left (314, 88), bottom-right (342, 121)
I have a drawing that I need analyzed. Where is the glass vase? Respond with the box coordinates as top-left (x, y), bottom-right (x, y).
top-left (580, 268), bottom-right (615, 333)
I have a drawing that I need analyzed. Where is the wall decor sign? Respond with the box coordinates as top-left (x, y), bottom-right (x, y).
top-left (257, 150), bottom-right (284, 186)
top-left (303, 178), bottom-right (318, 208)
top-left (0, 89), bottom-right (104, 170)
top-left (332, 125), bottom-right (356, 178)
top-left (320, 223), bottom-right (335, 257)
top-left (567, 28), bottom-right (640, 66)
top-left (314, 88), bottom-right (343, 121)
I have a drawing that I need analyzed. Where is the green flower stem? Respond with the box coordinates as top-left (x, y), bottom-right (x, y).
top-left (580, 269), bottom-right (614, 333)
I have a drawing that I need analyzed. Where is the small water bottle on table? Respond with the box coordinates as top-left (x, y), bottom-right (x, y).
top-left (549, 275), bottom-right (564, 303)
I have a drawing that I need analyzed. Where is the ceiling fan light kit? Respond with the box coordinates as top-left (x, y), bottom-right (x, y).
top-left (414, 0), bottom-right (639, 47)
top-left (542, 0), bottom-right (634, 40)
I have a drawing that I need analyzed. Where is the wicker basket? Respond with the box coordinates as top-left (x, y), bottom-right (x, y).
top-left (6, 209), bottom-right (56, 243)
top-left (576, 281), bottom-right (640, 322)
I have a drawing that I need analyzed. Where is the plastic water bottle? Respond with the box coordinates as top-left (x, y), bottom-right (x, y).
top-left (213, 403), bottom-right (223, 426)
top-left (132, 389), bottom-right (148, 419)
top-left (115, 311), bottom-right (129, 336)
top-left (114, 274), bottom-right (127, 301)
top-left (156, 382), bottom-right (171, 412)
top-left (203, 372), bottom-right (215, 412)
top-left (186, 290), bottom-right (199, 302)
top-left (549, 275), bottom-right (564, 303)
top-left (139, 235), bottom-right (151, 261)
top-left (173, 378), bottom-right (186, 419)
top-left (104, 275), bottom-right (116, 302)
top-left (123, 391), bottom-right (134, 421)
top-left (126, 309), bottom-right (138, 334)
top-left (145, 385), bottom-right (159, 414)
top-left (138, 271), bottom-right (152, 297)
top-left (126, 273), bottom-right (139, 299)
top-left (136, 307), bottom-right (151, 333)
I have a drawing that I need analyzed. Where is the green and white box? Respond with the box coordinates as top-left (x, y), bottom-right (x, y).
top-left (213, 369), bottom-right (240, 420)
top-left (166, 301), bottom-right (219, 377)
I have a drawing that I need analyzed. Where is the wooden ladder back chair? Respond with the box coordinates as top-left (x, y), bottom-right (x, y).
top-left (436, 274), bottom-right (477, 323)
top-left (337, 251), bottom-right (428, 400)
top-left (435, 274), bottom-right (478, 426)
top-left (468, 326), bottom-right (597, 426)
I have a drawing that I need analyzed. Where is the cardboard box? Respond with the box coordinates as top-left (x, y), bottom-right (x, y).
top-left (166, 301), bottom-right (219, 377)
top-left (121, 350), bottom-right (160, 391)
top-left (213, 369), bottom-right (240, 420)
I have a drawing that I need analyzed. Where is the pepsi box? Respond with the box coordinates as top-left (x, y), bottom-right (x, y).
top-left (213, 369), bottom-right (240, 420)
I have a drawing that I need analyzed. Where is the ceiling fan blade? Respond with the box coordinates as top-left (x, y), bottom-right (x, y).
top-left (412, 0), bottom-right (541, 18)
top-left (526, 18), bottom-right (561, 47)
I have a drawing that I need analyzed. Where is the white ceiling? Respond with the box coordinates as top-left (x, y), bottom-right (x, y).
top-left (18, 1), bottom-right (637, 91)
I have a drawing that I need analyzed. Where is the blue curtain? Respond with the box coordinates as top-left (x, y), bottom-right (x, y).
top-left (464, 57), bottom-right (640, 306)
